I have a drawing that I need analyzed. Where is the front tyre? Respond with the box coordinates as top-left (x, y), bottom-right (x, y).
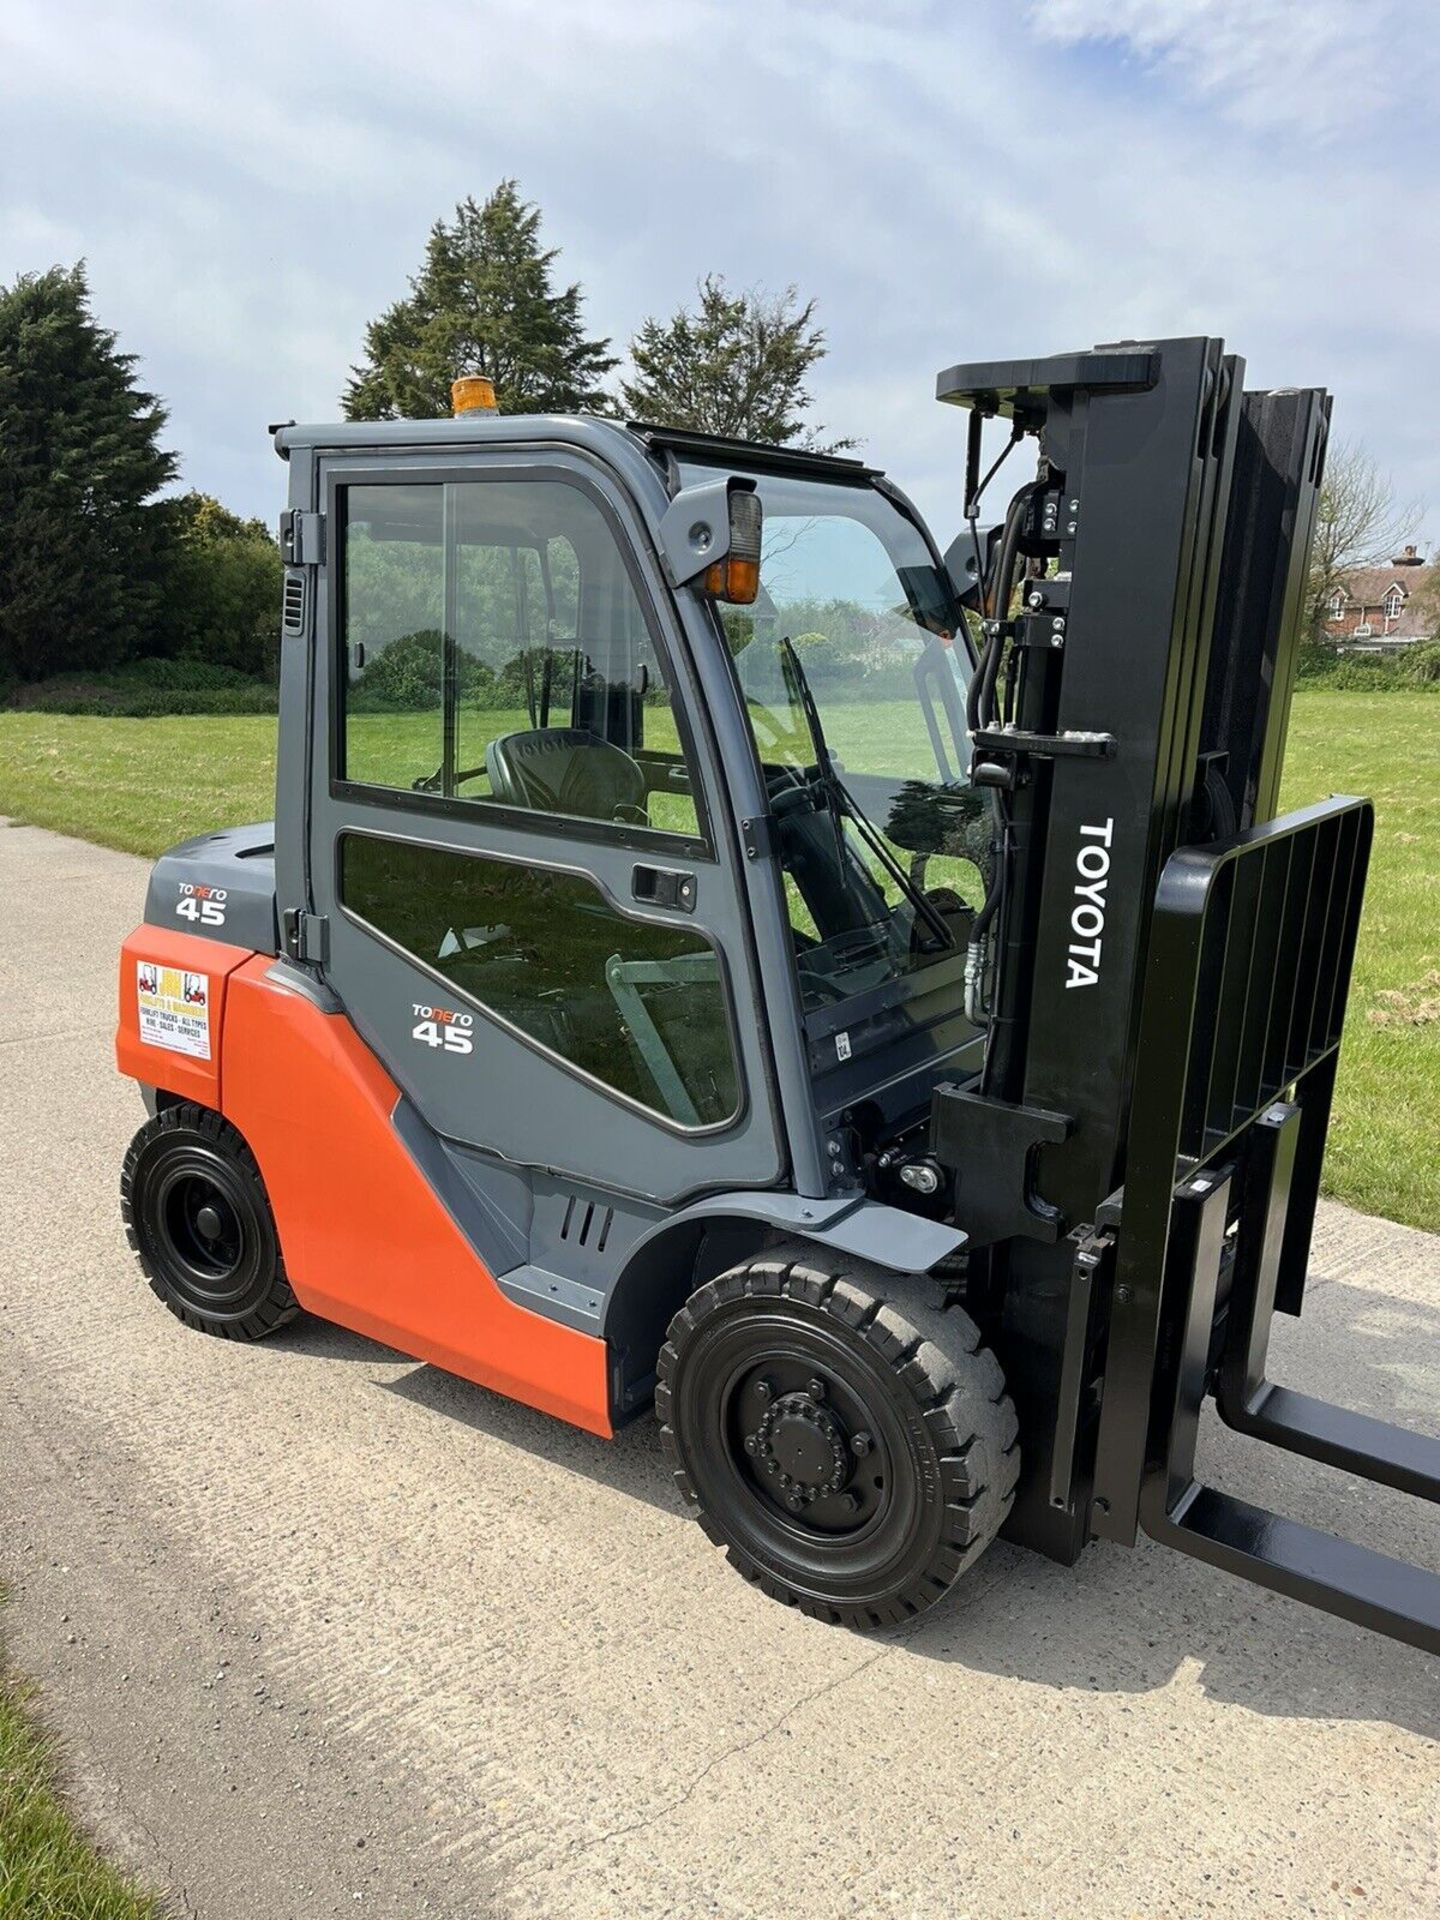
top-left (121, 1104), bottom-right (297, 1341)
top-left (657, 1255), bottom-right (1018, 1629)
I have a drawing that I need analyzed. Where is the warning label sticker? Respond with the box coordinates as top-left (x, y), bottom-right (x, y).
top-left (136, 962), bottom-right (211, 1060)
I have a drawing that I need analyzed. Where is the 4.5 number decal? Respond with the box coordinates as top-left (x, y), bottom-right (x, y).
top-left (175, 882), bottom-right (227, 927)
top-left (411, 1003), bottom-right (474, 1055)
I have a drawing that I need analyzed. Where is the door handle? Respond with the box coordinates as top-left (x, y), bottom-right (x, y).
top-left (633, 865), bottom-right (697, 912)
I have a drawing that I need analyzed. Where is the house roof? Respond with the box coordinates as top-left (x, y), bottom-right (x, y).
top-left (1335, 561), bottom-right (1433, 601)
top-left (1335, 561), bottom-right (1436, 637)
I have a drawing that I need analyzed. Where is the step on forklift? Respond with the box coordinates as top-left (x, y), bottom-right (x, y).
top-left (117, 339), bottom-right (1440, 1645)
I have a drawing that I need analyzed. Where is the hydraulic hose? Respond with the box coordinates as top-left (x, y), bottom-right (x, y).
top-left (967, 478), bottom-right (1041, 737)
top-left (963, 808), bottom-right (1007, 1023)
top-left (964, 476), bottom-right (1040, 1023)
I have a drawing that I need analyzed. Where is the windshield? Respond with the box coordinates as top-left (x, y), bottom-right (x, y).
top-left (681, 462), bottom-right (990, 1018)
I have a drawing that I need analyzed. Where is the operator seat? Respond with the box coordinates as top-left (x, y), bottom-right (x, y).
top-left (485, 727), bottom-right (648, 825)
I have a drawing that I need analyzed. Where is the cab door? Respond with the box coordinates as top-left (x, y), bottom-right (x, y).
top-left (305, 450), bottom-right (783, 1207)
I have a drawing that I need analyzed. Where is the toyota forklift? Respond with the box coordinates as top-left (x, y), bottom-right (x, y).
top-left (117, 339), bottom-right (1440, 1648)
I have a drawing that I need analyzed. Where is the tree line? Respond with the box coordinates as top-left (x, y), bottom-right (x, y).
top-left (0, 180), bottom-right (841, 691)
top-left (1, 178), bottom-right (1429, 692)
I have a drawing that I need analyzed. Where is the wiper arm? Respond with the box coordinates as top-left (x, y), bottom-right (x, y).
top-left (779, 635), bottom-right (848, 874)
top-left (843, 779), bottom-right (955, 951)
top-left (779, 637), bottom-right (953, 951)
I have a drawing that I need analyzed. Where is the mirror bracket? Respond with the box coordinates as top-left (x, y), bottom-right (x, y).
top-left (656, 475), bottom-right (756, 588)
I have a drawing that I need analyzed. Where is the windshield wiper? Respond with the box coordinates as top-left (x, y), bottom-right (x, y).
top-left (779, 637), bottom-right (953, 952)
top-left (778, 635), bottom-right (848, 871)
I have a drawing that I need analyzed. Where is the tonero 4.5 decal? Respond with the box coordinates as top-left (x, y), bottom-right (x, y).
top-left (411, 1002), bottom-right (474, 1055)
top-left (1064, 819), bottom-right (1114, 990)
top-left (175, 882), bottom-right (227, 926)
top-left (137, 962), bottom-right (212, 1058)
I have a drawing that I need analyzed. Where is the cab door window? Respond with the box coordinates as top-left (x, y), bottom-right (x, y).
top-left (338, 477), bottom-right (703, 843)
top-left (338, 834), bottom-right (740, 1129)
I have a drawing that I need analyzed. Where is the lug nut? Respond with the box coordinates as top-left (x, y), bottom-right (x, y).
top-left (754, 1378), bottom-right (772, 1403)
top-left (838, 1492), bottom-right (861, 1515)
top-left (743, 1435), bottom-right (758, 1455)
top-left (808, 1377), bottom-right (826, 1400)
top-left (851, 1431), bottom-right (873, 1457)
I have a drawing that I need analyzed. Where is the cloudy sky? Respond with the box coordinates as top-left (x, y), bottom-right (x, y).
top-left (3, 0), bottom-right (1436, 548)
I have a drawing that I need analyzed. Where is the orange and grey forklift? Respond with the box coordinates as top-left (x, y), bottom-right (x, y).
top-left (117, 341), bottom-right (1440, 1645)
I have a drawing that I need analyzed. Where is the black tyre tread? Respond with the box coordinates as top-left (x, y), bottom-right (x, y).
top-left (120, 1103), bottom-right (298, 1342)
top-left (657, 1253), bottom-right (1018, 1629)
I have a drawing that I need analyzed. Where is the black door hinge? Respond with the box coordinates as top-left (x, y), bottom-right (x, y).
top-left (280, 509), bottom-right (326, 567)
top-left (740, 814), bottom-right (779, 861)
top-left (283, 909), bottom-right (329, 964)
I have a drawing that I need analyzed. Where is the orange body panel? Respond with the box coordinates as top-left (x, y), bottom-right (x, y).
top-left (116, 926), bottom-right (254, 1108)
top-left (219, 956), bottom-right (613, 1437)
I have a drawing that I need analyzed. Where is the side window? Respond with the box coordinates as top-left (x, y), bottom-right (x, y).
top-left (339, 477), bottom-right (702, 842)
top-left (339, 834), bottom-right (740, 1128)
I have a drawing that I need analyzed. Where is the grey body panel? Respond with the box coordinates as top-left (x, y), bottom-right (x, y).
top-left (620, 1189), bottom-right (966, 1296)
top-left (145, 822), bottom-right (278, 954)
top-left (393, 1098), bottom-right (536, 1276)
top-left (398, 1107), bottom-right (663, 1335)
top-left (262, 956), bottom-right (343, 1013)
top-left (397, 1096), bottom-right (963, 1350)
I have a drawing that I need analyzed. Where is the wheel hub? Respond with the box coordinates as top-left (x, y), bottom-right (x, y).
top-left (749, 1389), bottom-right (851, 1506)
top-left (160, 1170), bottom-right (244, 1285)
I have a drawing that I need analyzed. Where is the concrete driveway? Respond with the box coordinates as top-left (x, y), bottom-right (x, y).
top-left (1, 818), bottom-right (1437, 1920)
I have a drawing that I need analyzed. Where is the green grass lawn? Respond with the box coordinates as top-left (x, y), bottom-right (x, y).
top-left (0, 693), bottom-right (1435, 1229)
top-left (1277, 697), bottom-right (1440, 1232)
top-left (0, 1603), bottom-right (161, 1918)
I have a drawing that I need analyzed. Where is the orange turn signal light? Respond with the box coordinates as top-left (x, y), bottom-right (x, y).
top-left (702, 555), bottom-right (760, 604)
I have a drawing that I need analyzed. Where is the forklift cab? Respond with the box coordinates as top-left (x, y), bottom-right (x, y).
top-left (274, 418), bottom-right (987, 1245)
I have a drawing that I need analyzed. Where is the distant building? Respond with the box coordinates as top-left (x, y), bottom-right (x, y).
top-left (1325, 545), bottom-right (1434, 651)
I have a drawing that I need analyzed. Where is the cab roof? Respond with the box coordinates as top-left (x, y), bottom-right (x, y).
top-left (271, 411), bottom-right (883, 486)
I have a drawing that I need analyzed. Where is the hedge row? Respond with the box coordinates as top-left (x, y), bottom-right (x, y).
top-left (2, 658), bottom-right (277, 715)
top-left (1295, 642), bottom-right (1440, 690)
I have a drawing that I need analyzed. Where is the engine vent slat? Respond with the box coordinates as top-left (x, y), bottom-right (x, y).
top-left (558, 1195), bottom-right (614, 1249)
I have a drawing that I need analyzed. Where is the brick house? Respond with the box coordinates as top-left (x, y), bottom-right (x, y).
top-left (1325, 545), bottom-right (1435, 650)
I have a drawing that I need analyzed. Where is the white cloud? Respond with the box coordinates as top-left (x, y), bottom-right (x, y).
top-left (1029, 0), bottom-right (1436, 139)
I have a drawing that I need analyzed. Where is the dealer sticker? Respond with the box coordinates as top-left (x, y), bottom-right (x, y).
top-left (136, 962), bottom-right (212, 1060)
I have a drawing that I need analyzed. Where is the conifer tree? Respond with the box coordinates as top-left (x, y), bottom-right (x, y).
top-left (0, 264), bottom-right (176, 680)
top-left (344, 182), bottom-right (616, 420)
top-left (620, 276), bottom-right (849, 451)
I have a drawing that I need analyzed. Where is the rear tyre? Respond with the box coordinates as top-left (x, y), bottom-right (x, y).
top-left (657, 1254), bottom-right (1018, 1628)
top-left (121, 1104), bottom-right (297, 1341)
